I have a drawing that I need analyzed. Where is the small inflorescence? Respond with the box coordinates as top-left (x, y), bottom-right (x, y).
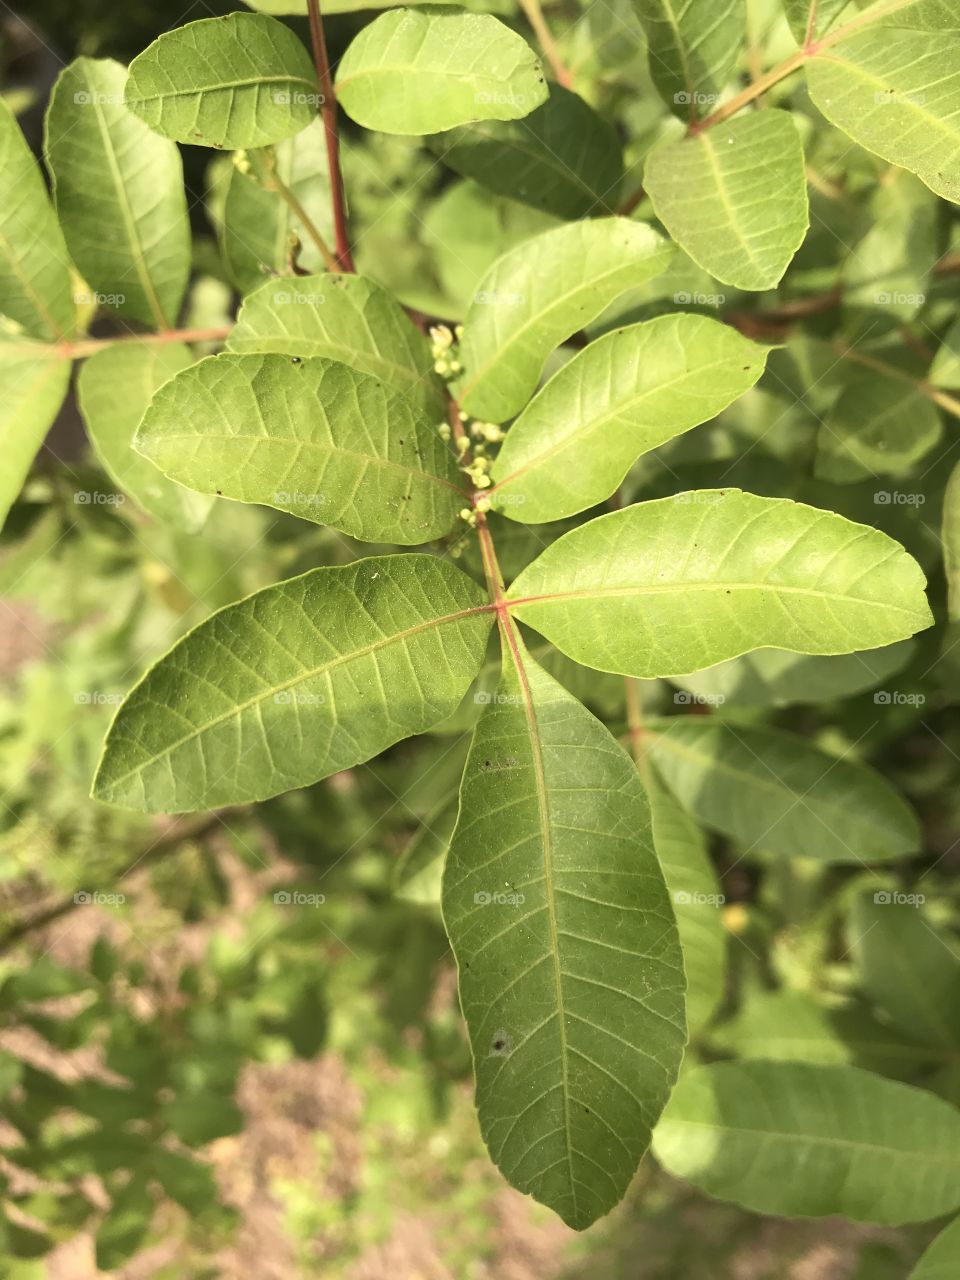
top-left (429, 324), bottom-right (463, 379)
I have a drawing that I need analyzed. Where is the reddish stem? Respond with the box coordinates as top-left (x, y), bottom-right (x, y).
top-left (307, 0), bottom-right (355, 273)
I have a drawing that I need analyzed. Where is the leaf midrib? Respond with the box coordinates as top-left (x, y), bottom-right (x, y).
top-left (663, 1115), bottom-right (960, 1165)
top-left (128, 74), bottom-right (315, 106)
top-left (507, 580), bottom-right (925, 616)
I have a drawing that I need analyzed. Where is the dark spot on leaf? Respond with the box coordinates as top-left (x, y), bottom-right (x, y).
top-left (290, 357), bottom-right (302, 364)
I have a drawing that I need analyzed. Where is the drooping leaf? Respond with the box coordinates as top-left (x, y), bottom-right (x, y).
top-left (0, 99), bottom-right (75, 341)
top-left (457, 218), bottom-right (674, 421)
top-left (670, 641), bottom-right (915, 707)
top-left (644, 110), bottom-right (810, 291)
top-left (506, 490), bottom-right (933, 677)
top-left (124, 13), bottom-right (317, 150)
top-left (634, 0), bottom-right (745, 118)
top-left (806, 28), bottom-right (960, 204)
top-left (644, 718), bottom-right (920, 864)
top-left (220, 119), bottom-right (333, 292)
top-left (335, 9), bottom-right (548, 135)
top-left (652, 1061), bottom-right (960, 1224)
top-left (442, 640), bottom-right (686, 1229)
top-left (135, 352), bottom-right (465, 542)
top-left (782, 0), bottom-right (849, 44)
top-left (909, 1215), bottom-right (960, 1280)
top-left (227, 273), bottom-right (446, 419)
top-left (644, 773), bottom-right (725, 1037)
top-left (77, 342), bottom-right (213, 530)
top-left (0, 345), bottom-right (72, 529)
top-left (93, 555), bottom-right (493, 812)
top-left (45, 58), bottom-right (191, 329)
top-left (815, 365), bottom-right (941, 482)
top-left (490, 315), bottom-right (768, 521)
top-left (851, 894), bottom-right (960, 1050)
top-left (433, 85), bottom-right (623, 219)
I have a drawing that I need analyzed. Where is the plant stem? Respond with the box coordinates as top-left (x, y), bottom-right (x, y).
top-left (29, 326), bottom-right (231, 362)
top-left (832, 343), bottom-right (960, 421)
top-left (518, 0), bottom-right (572, 88)
top-left (624, 677), bottom-right (648, 771)
top-left (306, 0), bottom-right (355, 272)
top-left (270, 171), bottom-right (338, 272)
top-left (693, 48), bottom-right (807, 132)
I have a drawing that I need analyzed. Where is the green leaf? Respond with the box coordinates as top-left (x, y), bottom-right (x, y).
top-left (635, 0), bottom-right (745, 117)
top-left (506, 490), bottom-right (933, 677)
top-left (335, 9), bottom-right (548, 136)
top-left (944, 460), bottom-right (960, 621)
top-left (93, 555), bottom-right (493, 812)
top-left (0, 99), bottom-right (75, 341)
top-left (77, 341), bottom-right (213, 530)
top-left (220, 119), bottom-right (333, 292)
top-left (652, 1061), bottom-right (960, 1224)
top-left (851, 894), bottom-right (960, 1050)
top-left (95, 1176), bottom-right (153, 1272)
top-left (645, 774), bottom-right (725, 1037)
top-left (931, 317), bottom-right (960, 389)
top-left (841, 173), bottom-right (938, 321)
top-left (457, 218), bottom-right (674, 422)
top-left (433, 85), bottom-right (623, 219)
top-left (162, 1092), bottom-right (244, 1145)
top-left (782, 0), bottom-right (848, 44)
top-left (806, 28), bottom-right (960, 204)
top-left (227, 273), bottom-right (446, 420)
top-left (490, 315), bottom-right (768, 522)
top-left (815, 365), bottom-right (942, 482)
top-left (135, 352), bottom-right (464, 542)
top-left (670, 641), bottom-right (915, 707)
top-left (124, 13), bottom-right (317, 150)
top-left (45, 58), bottom-right (191, 330)
top-left (644, 110), bottom-right (809, 291)
top-left (0, 345), bottom-right (72, 529)
top-left (909, 1215), bottom-right (960, 1280)
top-left (442, 640), bottom-right (686, 1229)
top-left (644, 718), bottom-right (920, 863)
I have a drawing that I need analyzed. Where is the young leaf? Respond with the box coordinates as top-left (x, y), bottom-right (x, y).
top-left (227, 273), bottom-right (445, 420)
top-left (0, 346), bottom-right (72, 529)
top-left (45, 58), bottom-right (191, 330)
top-left (433, 85), bottom-right (623, 219)
top-left (505, 490), bottom-right (933, 677)
top-left (335, 10), bottom-right (548, 136)
top-left (635, 0), bottom-right (745, 118)
top-left (644, 775), bottom-right (725, 1037)
top-left (77, 342), bottom-right (213, 531)
top-left (652, 1061), bottom-right (960, 1224)
top-left (124, 13), bottom-right (317, 149)
top-left (782, 0), bottom-right (848, 44)
top-left (815, 365), bottom-right (941, 482)
top-left (457, 218), bottom-right (674, 422)
top-left (806, 28), bottom-right (960, 203)
top-left (909, 1215), bottom-right (960, 1280)
top-left (645, 718), bottom-right (920, 864)
top-left (442, 641), bottom-right (686, 1229)
top-left (851, 895), bottom-right (960, 1050)
top-left (220, 119), bottom-right (333, 292)
top-left (92, 556), bottom-right (493, 813)
top-left (135, 352), bottom-right (465, 542)
top-left (490, 315), bottom-right (768, 522)
top-left (0, 100), bottom-right (75, 341)
top-left (644, 110), bottom-right (809, 291)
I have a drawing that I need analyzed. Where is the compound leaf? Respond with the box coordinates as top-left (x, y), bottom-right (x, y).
top-left (45, 57), bottom-right (191, 329)
top-left (92, 555), bottom-right (493, 812)
top-left (443, 640), bottom-right (685, 1229)
top-left (336, 9), bottom-right (548, 135)
top-left (653, 1061), bottom-right (960, 1224)
top-left (457, 218), bottom-right (674, 422)
top-left (506, 490), bottom-right (933, 677)
top-left (124, 13), bottom-right (317, 150)
top-left (490, 315), bottom-right (768, 522)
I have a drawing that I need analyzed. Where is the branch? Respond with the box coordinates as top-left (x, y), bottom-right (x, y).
top-left (518, 0), bottom-right (572, 89)
top-left (306, 0), bottom-right (355, 272)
